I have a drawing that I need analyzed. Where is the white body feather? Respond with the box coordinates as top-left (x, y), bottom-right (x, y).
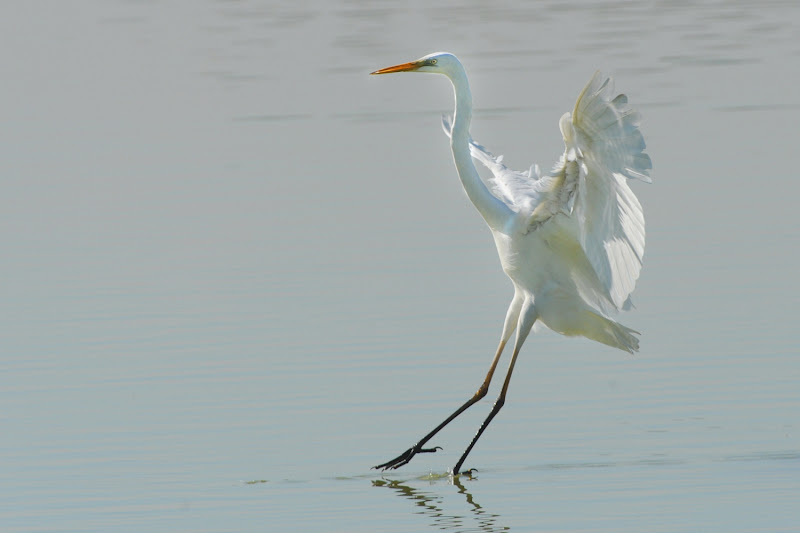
top-left (442, 70), bottom-right (651, 352)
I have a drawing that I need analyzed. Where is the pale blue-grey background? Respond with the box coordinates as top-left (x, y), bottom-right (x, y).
top-left (1, 1), bottom-right (798, 531)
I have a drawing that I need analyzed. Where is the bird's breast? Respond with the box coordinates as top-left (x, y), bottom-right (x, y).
top-left (491, 219), bottom-right (579, 297)
top-left (491, 228), bottom-right (545, 285)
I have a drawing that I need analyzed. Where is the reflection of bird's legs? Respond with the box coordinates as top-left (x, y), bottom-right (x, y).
top-left (453, 475), bottom-right (510, 532)
top-left (453, 299), bottom-right (537, 475)
top-left (373, 295), bottom-right (523, 471)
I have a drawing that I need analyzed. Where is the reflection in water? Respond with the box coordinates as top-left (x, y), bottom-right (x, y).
top-left (373, 475), bottom-right (510, 532)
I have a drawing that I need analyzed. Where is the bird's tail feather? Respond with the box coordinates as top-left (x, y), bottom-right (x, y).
top-left (580, 310), bottom-right (640, 353)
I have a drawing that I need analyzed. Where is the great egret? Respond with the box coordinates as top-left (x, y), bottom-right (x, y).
top-left (370, 52), bottom-right (651, 474)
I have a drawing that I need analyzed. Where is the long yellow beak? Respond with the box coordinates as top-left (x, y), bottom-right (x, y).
top-left (370, 61), bottom-right (421, 75)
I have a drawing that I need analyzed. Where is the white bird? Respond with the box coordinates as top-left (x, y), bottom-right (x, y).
top-left (370, 52), bottom-right (651, 474)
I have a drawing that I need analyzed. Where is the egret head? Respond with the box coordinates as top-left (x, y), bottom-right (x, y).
top-left (371, 52), bottom-right (461, 76)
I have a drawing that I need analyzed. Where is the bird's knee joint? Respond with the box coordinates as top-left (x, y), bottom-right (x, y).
top-left (474, 385), bottom-right (489, 400)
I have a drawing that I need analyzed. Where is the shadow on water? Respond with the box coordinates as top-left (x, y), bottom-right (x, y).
top-left (372, 474), bottom-right (510, 533)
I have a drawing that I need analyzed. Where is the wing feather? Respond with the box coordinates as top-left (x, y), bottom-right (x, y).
top-left (443, 72), bottom-right (651, 313)
top-left (442, 115), bottom-right (544, 211)
top-left (568, 71), bottom-right (651, 309)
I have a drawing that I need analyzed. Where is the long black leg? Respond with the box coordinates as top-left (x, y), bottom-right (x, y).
top-left (452, 301), bottom-right (536, 474)
top-left (452, 399), bottom-right (505, 474)
top-left (373, 338), bottom-right (509, 471)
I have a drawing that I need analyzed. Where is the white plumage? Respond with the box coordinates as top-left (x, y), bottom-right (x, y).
top-left (371, 53), bottom-right (651, 474)
top-left (443, 71), bottom-right (652, 322)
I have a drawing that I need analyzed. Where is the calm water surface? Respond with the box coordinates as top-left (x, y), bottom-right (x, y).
top-left (1, 1), bottom-right (798, 531)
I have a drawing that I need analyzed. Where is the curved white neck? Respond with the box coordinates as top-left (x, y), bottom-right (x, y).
top-left (447, 67), bottom-right (511, 231)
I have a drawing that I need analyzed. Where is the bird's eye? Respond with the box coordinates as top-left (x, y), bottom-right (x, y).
top-left (430, 59), bottom-right (437, 65)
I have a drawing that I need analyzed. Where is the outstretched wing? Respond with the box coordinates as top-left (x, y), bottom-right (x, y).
top-left (444, 72), bottom-right (651, 312)
top-left (565, 71), bottom-right (651, 310)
